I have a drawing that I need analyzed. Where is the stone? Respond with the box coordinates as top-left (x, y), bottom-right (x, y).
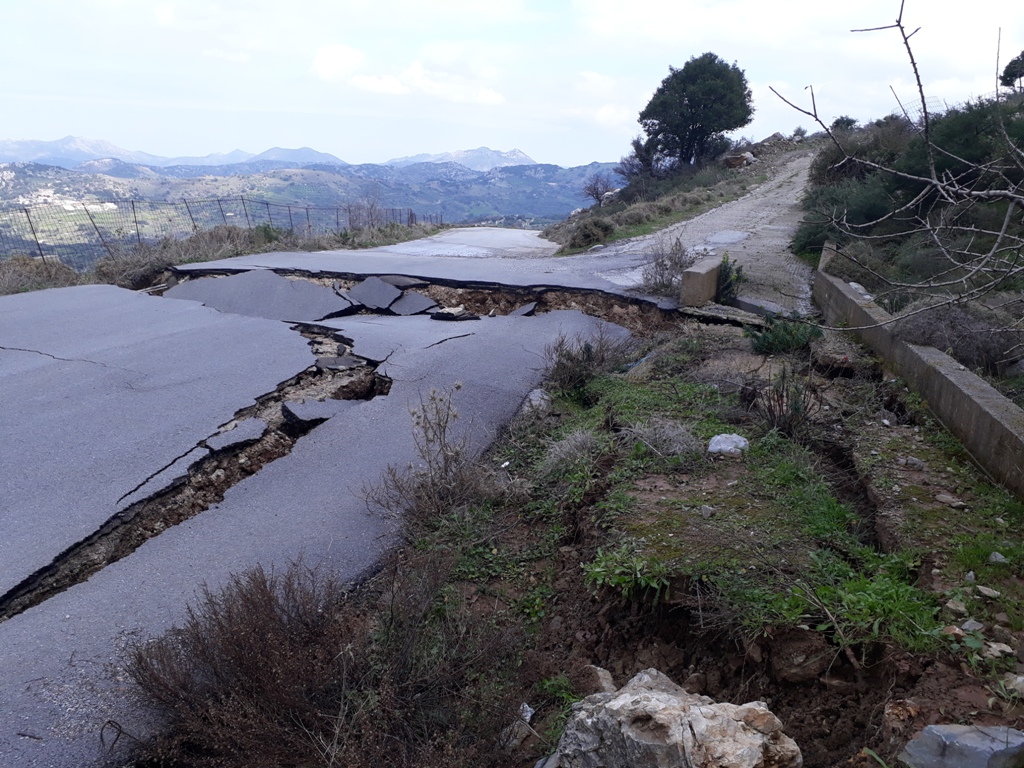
top-left (945, 600), bottom-right (968, 615)
top-left (431, 305), bottom-right (480, 321)
top-left (985, 643), bottom-right (1015, 659)
top-left (581, 665), bottom-right (617, 695)
top-left (977, 586), bottom-right (1001, 599)
top-left (900, 724), bottom-right (1024, 768)
top-left (962, 619), bottom-right (986, 632)
top-left (904, 456), bottom-right (926, 470)
top-left (345, 276), bottom-right (403, 310)
top-left (708, 433), bottom-right (749, 457)
top-left (936, 493), bottom-right (967, 509)
top-left (315, 355), bottom-right (362, 371)
top-left (996, 613), bottom-right (1011, 625)
top-left (555, 669), bottom-right (802, 768)
top-left (990, 552), bottom-right (1009, 564)
top-left (700, 505), bottom-right (716, 519)
top-left (389, 292), bottom-right (438, 316)
top-left (510, 301), bottom-right (538, 317)
top-left (942, 626), bottom-right (966, 639)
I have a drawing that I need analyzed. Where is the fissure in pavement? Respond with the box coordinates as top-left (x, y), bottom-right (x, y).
top-left (0, 330), bottom-right (390, 623)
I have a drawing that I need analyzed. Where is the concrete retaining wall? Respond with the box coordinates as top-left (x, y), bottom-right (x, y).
top-left (813, 244), bottom-right (1024, 496)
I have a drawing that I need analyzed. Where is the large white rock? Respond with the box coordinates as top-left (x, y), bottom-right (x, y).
top-left (556, 669), bottom-right (802, 768)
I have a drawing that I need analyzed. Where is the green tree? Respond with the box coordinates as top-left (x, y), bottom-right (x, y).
top-left (638, 53), bottom-right (753, 167)
top-left (1001, 50), bottom-right (1024, 90)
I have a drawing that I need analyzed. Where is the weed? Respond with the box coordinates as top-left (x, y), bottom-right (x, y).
top-left (715, 254), bottom-right (745, 304)
top-left (620, 417), bottom-right (702, 462)
top-left (543, 328), bottom-right (634, 403)
top-left (535, 675), bottom-right (580, 746)
top-left (537, 427), bottom-right (606, 481)
top-left (583, 544), bottom-right (670, 604)
top-left (0, 254), bottom-right (83, 295)
top-left (753, 366), bottom-right (821, 439)
top-left (567, 218), bottom-right (615, 249)
top-left (365, 386), bottom-right (501, 541)
top-left (746, 315), bottom-right (823, 354)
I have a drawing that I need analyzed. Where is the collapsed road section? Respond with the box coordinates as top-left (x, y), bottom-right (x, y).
top-left (0, 274), bottom-right (632, 768)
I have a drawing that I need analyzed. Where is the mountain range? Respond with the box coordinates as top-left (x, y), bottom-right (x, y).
top-left (0, 137), bottom-right (598, 225)
top-left (0, 137), bottom-right (538, 172)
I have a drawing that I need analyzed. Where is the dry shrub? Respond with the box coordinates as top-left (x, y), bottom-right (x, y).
top-left (640, 236), bottom-right (699, 296)
top-left (893, 299), bottom-right (1022, 374)
top-left (567, 218), bottom-right (614, 249)
top-left (129, 557), bottom-right (524, 768)
top-left (621, 417), bottom-right (702, 459)
top-left (537, 427), bottom-right (605, 479)
top-left (365, 387), bottom-right (502, 540)
top-left (753, 365), bottom-right (821, 438)
top-left (543, 328), bottom-right (635, 406)
top-left (0, 255), bottom-right (82, 295)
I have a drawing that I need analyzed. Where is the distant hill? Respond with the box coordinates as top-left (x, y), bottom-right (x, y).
top-left (386, 147), bottom-right (535, 171)
top-left (248, 147), bottom-right (347, 166)
top-left (0, 136), bottom-right (256, 168)
top-left (0, 158), bottom-right (617, 227)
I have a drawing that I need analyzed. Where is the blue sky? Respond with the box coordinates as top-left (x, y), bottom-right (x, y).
top-left (1, 0), bottom-right (1019, 166)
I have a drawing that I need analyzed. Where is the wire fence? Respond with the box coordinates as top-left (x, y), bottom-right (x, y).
top-left (0, 197), bottom-right (442, 271)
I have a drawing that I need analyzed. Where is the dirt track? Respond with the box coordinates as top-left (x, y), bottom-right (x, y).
top-left (603, 151), bottom-right (816, 314)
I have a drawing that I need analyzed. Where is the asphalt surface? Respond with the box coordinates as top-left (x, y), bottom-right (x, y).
top-left (0, 266), bottom-right (628, 766)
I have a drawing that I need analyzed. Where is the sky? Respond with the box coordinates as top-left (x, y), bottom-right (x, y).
top-left (1, 0), bottom-right (1020, 167)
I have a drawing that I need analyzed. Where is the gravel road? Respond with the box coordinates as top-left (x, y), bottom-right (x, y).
top-left (601, 150), bottom-right (815, 314)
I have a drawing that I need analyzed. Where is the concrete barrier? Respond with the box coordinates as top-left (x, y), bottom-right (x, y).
top-left (813, 244), bottom-right (1024, 496)
top-left (679, 257), bottom-right (721, 307)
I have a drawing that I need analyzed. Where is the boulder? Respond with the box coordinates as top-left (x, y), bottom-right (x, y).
top-left (555, 669), bottom-right (802, 768)
top-left (708, 434), bottom-right (749, 457)
top-left (900, 724), bottom-right (1024, 768)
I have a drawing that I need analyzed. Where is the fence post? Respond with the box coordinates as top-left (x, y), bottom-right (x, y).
top-left (217, 198), bottom-right (227, 225)
top-left (265, 201), bottom-right (273, 229)
top-left (22, 208), bottom-right (48, 263)
top-left (287, 205), bottom-right (294, 232)
top-left (183, 199), bottom-right (198, 232)
top-left (305, 207), bottom-right (311, 236)
top-left (84, 205), bottom-right (115, 258)
top-left (241, 197), bottom-right (252, 229)
top-left (130, 200), bottom-right (143, 244)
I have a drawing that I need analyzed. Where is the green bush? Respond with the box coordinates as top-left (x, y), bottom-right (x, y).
top-left (715, 254), bottom-right (744, 303)
top-left (568, 218), bottom-right (615, 249)
top-left (746, 315), bottom-right (823, 354)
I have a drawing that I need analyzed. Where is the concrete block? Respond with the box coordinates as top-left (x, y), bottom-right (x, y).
top-left (679, 257), bottom-right (721, 307)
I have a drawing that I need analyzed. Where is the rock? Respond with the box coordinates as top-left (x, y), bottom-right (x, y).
top-left (315, 355), bottom-right (362, 371)
top-left (935, 493), bottom-right (966, 509)
top-left (770, 629), bottom-right (832, 683)
top-left (962, 619), bottom-right (986, 632)
top-left (989, 551), bottom-right (1009, 564)
top-left (942, 626), bottom-right (966, 639)
top-left (555, 669), bottom-right (802, 768)
top-left (900, 724), bottom-right (1024, 768)
top-left (977, 586), bottom-right (1001, 599)
top-left (1002, 673), bottom-right (1024, 697)
top-left (966, 571), bottom-right (976, 582)
top-left (985, 643), bottom-right (1015, 659)
top-left (700, 505), bottom-right (715, 519)
top-left (581, 665), bottom-right (617, 695)
top-left (995, 613), bottom-right (1011, 625)
top-left (430, 305), bottom-right (480, 321)
top-left (708, 433), bottom-right (749, 457)
top-left (945, 599), bottom-right (969, 615)
top-left (501, 702), bottom-right (537, 751)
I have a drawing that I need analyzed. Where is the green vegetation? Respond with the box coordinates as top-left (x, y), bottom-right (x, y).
top-left (745, 315), bottom-right (822, 354)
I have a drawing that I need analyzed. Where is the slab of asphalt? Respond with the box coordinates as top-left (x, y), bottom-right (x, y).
top-left (172, 227), bottom-right (675, 308)
top-left (0, 285), bottom-right (315, 599)
top-left (0, 298), bottom-right (627, 767)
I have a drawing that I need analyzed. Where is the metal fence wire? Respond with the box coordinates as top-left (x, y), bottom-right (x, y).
top-left (0, 197), bottom-right (441, 271)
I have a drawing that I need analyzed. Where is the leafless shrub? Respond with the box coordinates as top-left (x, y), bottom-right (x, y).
top-left (544, 327), bottom-right (635, 399)
top-left (364, 386), bottom-right (501, 540)
top-left (621, 417), bottom-right (702, 459)
top-left (537, 427), bottom-right (605, 479)
top-left (754, 365), bottom-right (821, 438)
top-left (581, 172), bottom-right (616, 206)
top-left (128, 556), bottom-right (524, 768)
top-left (892, 298), bottom-right (1023, 373)
top-left (640, 236), bottom-right (699, 296)
top-left (0, 255), bottom-right (83, 295)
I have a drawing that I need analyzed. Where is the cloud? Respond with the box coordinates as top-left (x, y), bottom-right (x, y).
top-left (153, 4), bottom-right (175, 25)
top-left (404, 62), bottom-right (505, 105)
top-left (310, 45), bottom-right (365, 81)
top-left (350, 74), bottom-right (410, 95)
top-left (202, 49), bottom-right (251, 64)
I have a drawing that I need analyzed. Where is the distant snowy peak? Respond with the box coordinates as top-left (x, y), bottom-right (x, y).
top-left (386, 147), bottom-right (536, 171)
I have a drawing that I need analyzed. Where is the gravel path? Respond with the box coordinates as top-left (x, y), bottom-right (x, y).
top-left (601, 151), bottom-right (816, 314)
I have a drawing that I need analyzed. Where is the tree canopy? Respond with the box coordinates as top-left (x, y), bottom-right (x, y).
top-left (1002, 50), bottom-right (1024, 90)
top-left (638, 53), bottom-right (753, 167)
